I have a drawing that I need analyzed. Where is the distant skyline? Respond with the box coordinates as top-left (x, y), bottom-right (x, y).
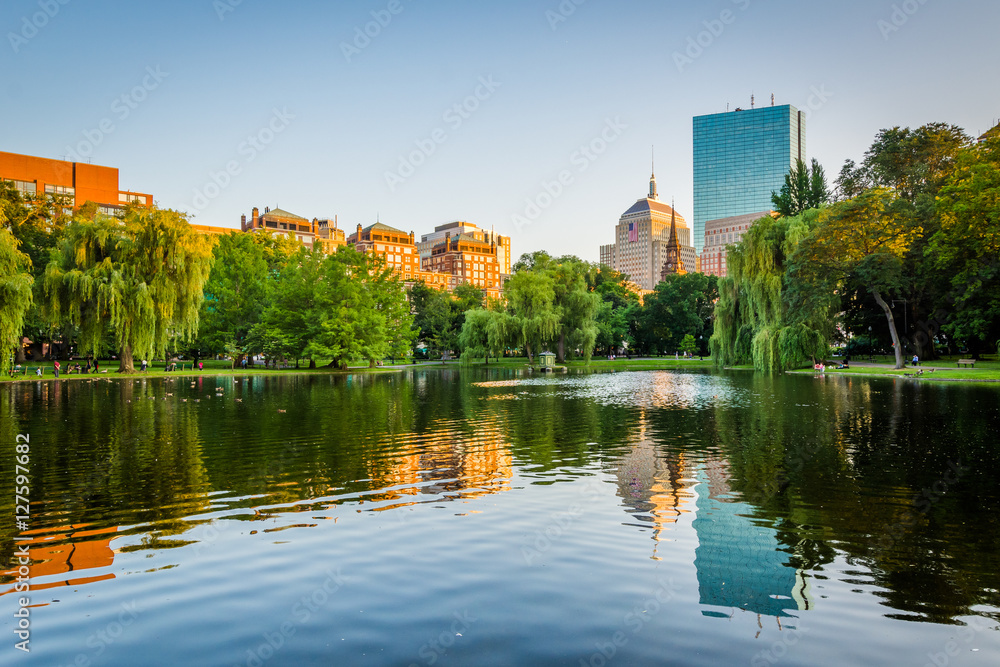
top-left (3, 0), bottom-right (998, 262)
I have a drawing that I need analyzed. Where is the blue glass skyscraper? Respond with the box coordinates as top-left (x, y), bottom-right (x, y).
top-left (692, 105), bottom-right (805, 254)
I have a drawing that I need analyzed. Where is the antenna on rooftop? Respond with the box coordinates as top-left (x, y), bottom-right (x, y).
top-left (751, 93), bottom-right (755, 109)
top-left (771, 93), bottom-right (775, 107)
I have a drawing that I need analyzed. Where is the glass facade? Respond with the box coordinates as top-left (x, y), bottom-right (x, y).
top-left (692, 105), bottom-right (804, 253)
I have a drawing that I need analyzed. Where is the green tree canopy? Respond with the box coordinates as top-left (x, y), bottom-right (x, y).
top-left (44, 206), bottom-right (214, 372)
top-left (0, 226), bottom-right (34, 373)
top-left (771, 158), bottom-right (829, 217)
top-left (635, 273), bottom-right (718, 356)
top-left (711, 211), bottom-right (835, 371)
top-left (251, 245), bottom-right (415, 369)
top-left (198, 232), bottom-right (283, 361)
top-left (929, 135), bottom-right (1000, 354)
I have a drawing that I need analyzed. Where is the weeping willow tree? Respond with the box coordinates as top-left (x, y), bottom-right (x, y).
top-left (0, 227), bottom-right (34, 374)
top-left (711, 210), bottom-right (836, 371)
top-left (44, 206), bottom-right (214, 372)
top-left (550, 258), bottom-right (599, 363)
top-left (459, 307), bottom-right (518, 363)
top-left (505, 269), bottom-right (561, 363)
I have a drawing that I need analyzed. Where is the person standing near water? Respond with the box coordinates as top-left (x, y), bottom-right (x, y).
top-left (53, 360), bottom-right (60, 378)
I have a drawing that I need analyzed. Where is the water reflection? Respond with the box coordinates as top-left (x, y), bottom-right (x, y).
top-left (1, 369), bottom-right (999, 665)
top-left (693, 458), bottom-right (810, 620)
top-left (614, 411), bottom-right (693, 560)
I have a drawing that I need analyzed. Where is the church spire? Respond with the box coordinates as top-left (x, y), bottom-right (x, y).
top-left (668, 198), bottom-right (680, 245)
top-left (661, 197), bottom-right (686, 280)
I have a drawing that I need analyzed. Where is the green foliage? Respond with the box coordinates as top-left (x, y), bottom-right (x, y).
top-left (772, 158), bottom-right (829, 217)
top-left (711, 211), bottom-right (835, 371)
top-left (680, 333), bottom-right (697, 356)
top-left (633, 273), bottom-right (718, 355)
top-left (43, 206), bottom-right (214, 371)
top-left (250, 246), bottom-right (415, 368)
top-left (592, 265), bottom-right (638, 355)
top-left (197, 232), bottom-right (270, 356)
top-left (549, 258), bottom-right (599, 362)
top-left (0, 227), bottom-right (34, 373)
top-left (835, 123), bottom-right (970, 201)
top-left (930, 136), bottom-right (1000, 352)
top-left (1, 180), bottom-right (69, 357)
top-left (409, 280), bottom-right (485, 358)
top-left (505, 269), bottom-right (559, 362)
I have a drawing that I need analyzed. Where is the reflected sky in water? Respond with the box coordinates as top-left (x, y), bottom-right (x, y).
top-left (1, 369), bottom-right (999, 665)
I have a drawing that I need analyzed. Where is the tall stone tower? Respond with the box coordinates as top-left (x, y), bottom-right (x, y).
top-left (660, 201), bottom-right (687, 281)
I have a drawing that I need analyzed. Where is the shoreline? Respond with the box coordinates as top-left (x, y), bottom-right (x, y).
top-left (1, 358), bottom-right (716, 384)
top-left (8, 359), bottom-right (997, 385)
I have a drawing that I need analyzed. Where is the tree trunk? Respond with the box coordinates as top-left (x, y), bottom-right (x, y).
top-left (309, 358), bottom-right (316, 369)
top-left (118, 344), bottom-right (135, 373)
top-left (526, 342), bottom-right (533, 365)
top-left (871, 289), bottom-right (905, 369)
top-left (14, 343), bottom-right (26, 364)
top-left (557, 332), bottom-right (566, 363)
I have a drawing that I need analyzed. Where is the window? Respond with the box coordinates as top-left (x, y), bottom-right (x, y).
top-left (5, 179), bottom-right (36, 195)
top-left (119, 193), bottom-right (145, 204)
top-left (46, 184), bottom-right (75, 196)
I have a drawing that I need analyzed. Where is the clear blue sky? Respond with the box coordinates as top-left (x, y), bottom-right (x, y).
top-left (2, 0), bottom-right (997, 261)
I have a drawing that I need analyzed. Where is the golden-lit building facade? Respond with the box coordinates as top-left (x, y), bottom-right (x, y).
top-left (418, 221), bottom-right (512, 277)
top-left (238, 206), bottom-right (344, 255)
top-left (349, 221), bottom-right (422, 277)
top-left (423, 231), bottom-right (509, 300)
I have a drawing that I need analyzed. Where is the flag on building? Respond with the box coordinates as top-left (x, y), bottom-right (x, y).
top-left (628, 222), bottom-right (637, 243)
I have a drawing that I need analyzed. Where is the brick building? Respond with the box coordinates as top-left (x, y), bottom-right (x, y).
top-left (0, 150), bottom-right (152, 216)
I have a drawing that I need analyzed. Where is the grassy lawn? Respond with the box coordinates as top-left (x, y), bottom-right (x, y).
top-left (789, 355), bottom-right (1000, 382)
top-left (0, 358), bottom-right (409, 383)
top-left (458, 356), bottom-right (715, 370)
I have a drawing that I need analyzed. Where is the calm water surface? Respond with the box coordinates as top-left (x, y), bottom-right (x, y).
top-left (1, 368), bottom-right (999, 666)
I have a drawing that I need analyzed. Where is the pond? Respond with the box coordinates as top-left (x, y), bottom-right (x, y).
top-left (1, 368), bottom-right (999, 666)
